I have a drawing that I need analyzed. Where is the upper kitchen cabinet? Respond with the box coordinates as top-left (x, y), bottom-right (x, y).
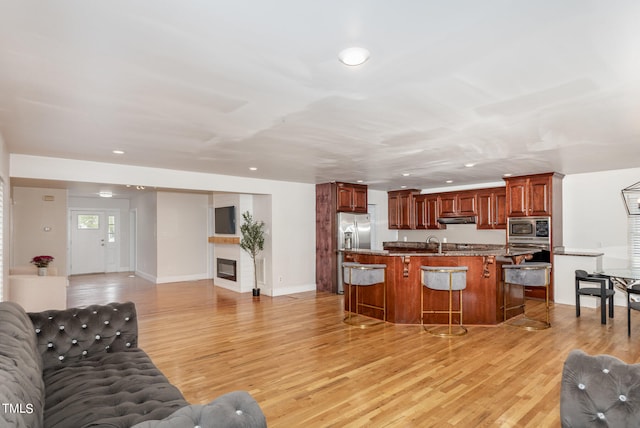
top-left (388, 189), bottom-right (420, 229)
top-left (505, 173), bottom-right (564, 218)
top-left (476, 187), bottom-right (507, 229)
top-left (438, 190), bottom-right (477, 217)
top-left (336, 182), bottom-right (368, 213)
top-left (414, 194), bottom-right (442, 230)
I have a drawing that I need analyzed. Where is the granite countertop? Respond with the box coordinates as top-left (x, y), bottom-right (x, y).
top-left (554, 249), bottom-right (604, 257)
top-left (341, 242), bottom-right (540, 257)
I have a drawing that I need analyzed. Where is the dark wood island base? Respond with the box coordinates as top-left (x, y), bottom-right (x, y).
top-left (342, 243), bottom-right (537, 325)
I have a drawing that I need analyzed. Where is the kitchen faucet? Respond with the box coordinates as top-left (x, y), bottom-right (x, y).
top-left (426, 235), bottom-right (442, 254)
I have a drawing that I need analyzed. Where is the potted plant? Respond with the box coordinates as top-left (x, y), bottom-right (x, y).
top-left (31, 255), bottom-right (54, 276)
top-left (239, 211), bottom-right (265, 296)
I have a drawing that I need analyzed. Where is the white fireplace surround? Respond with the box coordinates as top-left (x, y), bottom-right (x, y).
top-left (212, 193), bottom-right (256, 293)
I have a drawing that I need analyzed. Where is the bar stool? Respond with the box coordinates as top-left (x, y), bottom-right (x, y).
top-left (420, 266), bottom-right (468, 337)
top-left (575, 270), bottom-right (614, 324)
top-left (503, 262), bottom-right (552, 330)
top-left (342, 262), bottom-right (387, 327)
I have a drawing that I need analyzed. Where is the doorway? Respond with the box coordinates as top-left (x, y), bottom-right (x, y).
top-left (70, 210), bottom-right (120, 275)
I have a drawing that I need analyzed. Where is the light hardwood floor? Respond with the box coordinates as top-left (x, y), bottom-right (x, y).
top-left (68, 273), bottom-right (640, 427)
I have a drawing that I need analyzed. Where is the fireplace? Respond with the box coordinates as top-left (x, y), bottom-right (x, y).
top-left (217, 258), bottom-right (237, 282)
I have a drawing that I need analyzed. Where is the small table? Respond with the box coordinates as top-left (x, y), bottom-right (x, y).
top-left (600, 269), bottom-right (640, 335)
top-left (600, 268), bottom-right (640, 289)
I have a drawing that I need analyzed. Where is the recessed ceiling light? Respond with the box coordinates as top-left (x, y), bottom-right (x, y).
top-left (400, 185), bottom-right (407, 189)
top-left (249, 167), bottom-right (257, 171)
top-left (401, 173), bottom-right (411, 177)
top-left (98, 191), bottom-right (113, 198)
top-left (112, 150), bottom-right (125, 155)
top-left (356, 180), bottom-right (364, 183)
top-left (445, 180), bottom-right (453, 184)
top-left (338, 47), bottom-right (370, 66)
top-left (464, 163), bottom-right (476, 168)
top-left (503, 173), bottom-right (513, 177)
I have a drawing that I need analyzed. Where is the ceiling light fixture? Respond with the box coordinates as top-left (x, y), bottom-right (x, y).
top-left (402, 173), bottom-right (411, 177)
top-left (622, 181), bottom-right (640, 215)
top-left (249, 167), bottom-right (257, 171)
top-left (112, 150), bottom-right (125, 155)
top-left (464, 163), bottom-right (476, 168)
top-left (338, 47), bottom-right (370, 66)
top-left (445, 180), bottom-right (453, 184)
top-left (98, 191), bottom-right (113, 198)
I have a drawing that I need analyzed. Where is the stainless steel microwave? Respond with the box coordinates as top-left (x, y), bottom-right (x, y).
top-left (507, 216), bottom-right (550, 244)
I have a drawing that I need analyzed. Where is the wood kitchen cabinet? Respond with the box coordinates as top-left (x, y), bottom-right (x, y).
top-left (414, 194), bottom-right (442, 229)
top-left (505, 173), bottom-right (562, 217)
top-left (388, 189), bottom-right (420, 229)
top-left (438, 190), bottom-right (477, 217)
top-left (336, 182), bottom-right (368, 213)
top-left (316, 181), bottom-right (369, 293)
top-left (504, 172), bottom-right (564, 300)
top-left (476, 187), bottom-right (507, 229)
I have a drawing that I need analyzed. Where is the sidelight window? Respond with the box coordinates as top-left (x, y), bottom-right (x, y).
top-left (108, 215), bottom-right (116, 243)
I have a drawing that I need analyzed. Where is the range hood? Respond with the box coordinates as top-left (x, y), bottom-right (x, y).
top-left (437, 216), bottom-right (477, 225)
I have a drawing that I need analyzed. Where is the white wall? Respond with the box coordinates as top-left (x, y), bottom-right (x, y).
top-left (157, 191), bottom-right (209, 283)
top-left (0, 133), bottom-right (9, 300)
top-left (562, 167), bottom-right (640, 269)
top-left (11, 187), bottom-right (68, 276)
top-left (368, 189), bottom-right (396, 250)
top-left (130, 191), bottom-right (157, 282)
top-left (11, 155), bottom-right (316, 296)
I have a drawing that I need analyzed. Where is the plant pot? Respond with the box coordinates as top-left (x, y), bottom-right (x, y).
top-left (252, 288), bottom-right (260, 297)
top-left (37, 267), bottom-right (48, 276)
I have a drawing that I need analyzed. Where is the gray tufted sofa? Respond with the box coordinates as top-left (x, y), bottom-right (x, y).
top-left (0, 301), bottom-right (267, 428)
top-left (561, 349), bottom-right (640, 427)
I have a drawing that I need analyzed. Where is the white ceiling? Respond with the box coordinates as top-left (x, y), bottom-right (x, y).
top-left (2, 1), bottom-right (640, 193)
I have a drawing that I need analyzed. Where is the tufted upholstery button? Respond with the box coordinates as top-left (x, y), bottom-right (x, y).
top-left (126, 342), bottom-right (131, 347)
top-left (95, 334), bottom-right (101, 340)
top-left (47, 342), bottom-right (54, 348)
top-left (105, 345), bottom-right (110, 351)
top-left (104, 320), bottom-right (110, 325)
top-left (93, 310), bottom-right (98, 314)
top-left (578, 383), bottom-right (586, 390)
top-left (603, 368), bottom-right (610, 374)
top-left (48, 316), bottom-right (53, 320)
top-left (236, 409), bottom-right (244, 415)
top-left (125, 317), bottom-right (130, 321)
top-left (116, 331), bottom-right (121, 336)
top-left (58, 355), bottom-right (64, 361)
top-left (82, 350), bottom-right (88, 356)
top-left (59, 325), bottom-right (65, 331)
top-left (620, 394), bottom-right (627, 402)
top-left (35, 328), bottom-right (41, 334)
top-left (82, 324), bottom-right (87, 329)
top-left (597, 412), bottom-right (606, 420)
top-left (72, 339), bottom-right (78, 345)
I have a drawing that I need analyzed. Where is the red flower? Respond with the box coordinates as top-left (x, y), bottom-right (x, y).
top-left (31, 255), bottom-right (54, 268)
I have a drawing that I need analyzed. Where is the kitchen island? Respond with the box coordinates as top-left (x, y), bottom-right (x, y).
top-left (342, 242), bottom-right (538, 325)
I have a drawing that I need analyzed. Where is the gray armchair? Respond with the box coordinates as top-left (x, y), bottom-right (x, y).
top-left (561, 349), bottom-right (640, 427)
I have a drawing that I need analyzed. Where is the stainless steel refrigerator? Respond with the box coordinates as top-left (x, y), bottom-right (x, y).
top-left (337, 212), bottom-right (371, 294)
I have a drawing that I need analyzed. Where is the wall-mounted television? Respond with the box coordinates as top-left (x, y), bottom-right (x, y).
top-left (215, 206), bottom-right (236, 235)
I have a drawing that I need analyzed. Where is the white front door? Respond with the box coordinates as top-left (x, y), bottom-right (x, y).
top-left (70, 211), bottom-right (107, 274)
